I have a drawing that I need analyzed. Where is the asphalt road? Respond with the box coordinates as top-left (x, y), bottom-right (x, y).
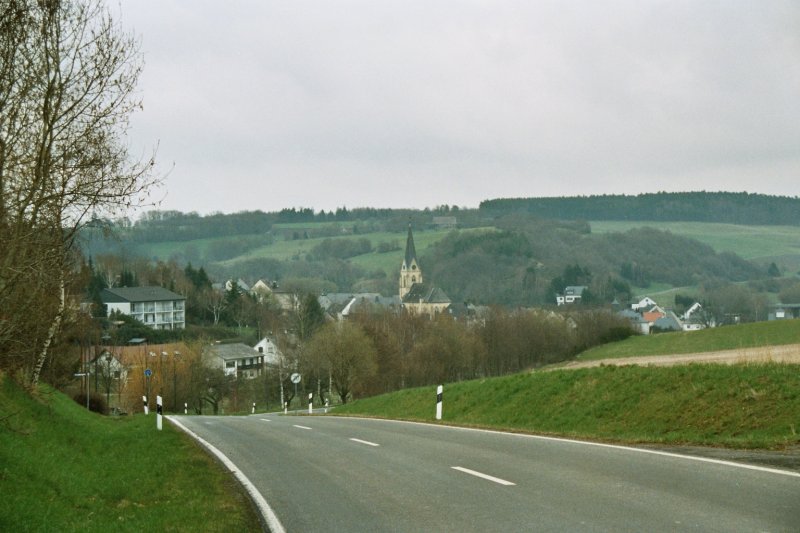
top-left (172, 414), bottom-right (800, 532)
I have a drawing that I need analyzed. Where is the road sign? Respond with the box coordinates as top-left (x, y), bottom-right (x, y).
top-left (144, 368), bottom-right (152, 377)
top-left (290, 372), bottom-right (301, 384)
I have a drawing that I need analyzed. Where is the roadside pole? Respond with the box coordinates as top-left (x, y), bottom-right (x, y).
top-left (435, 385), bottom-right (443, 420)
top-left (143, 395), bottom-right (149, 415)
top-left (308, 393), bottom-right (313, 414)
top-left (252, 402), bottom-right (256, 414)
top-left (157, 395), bottom-right (163, 430)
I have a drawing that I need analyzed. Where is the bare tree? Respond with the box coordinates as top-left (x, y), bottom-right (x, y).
top-left (305, 322), bottom-right (376, 404)
top-left (0, 0), bottom-right (159, 387)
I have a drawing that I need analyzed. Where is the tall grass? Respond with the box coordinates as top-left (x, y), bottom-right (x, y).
top-left (335, 364), bottom-right (800, 449)
top-left (0, 376), bottom-right (259, 532)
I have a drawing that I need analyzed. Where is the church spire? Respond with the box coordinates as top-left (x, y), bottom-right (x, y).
top-left (399, 222), bottom-right (422, 299)
top-left (404, 222), bottom-right (417, 268)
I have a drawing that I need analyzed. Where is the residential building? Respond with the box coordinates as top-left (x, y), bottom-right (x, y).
top-left (101, 286), bottom-right (186, 330)
top-left (556, 286), bottom-right (587, 306)
top-left (206, 343), bottom-right (266, 379)
top-left (254, 337), bottom-right (282, 366)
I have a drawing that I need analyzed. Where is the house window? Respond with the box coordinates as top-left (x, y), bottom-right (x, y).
top-left (226, 361), bottom-right (235, 368)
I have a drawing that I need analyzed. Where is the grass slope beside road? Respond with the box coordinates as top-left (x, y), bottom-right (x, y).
top-left (335, 363), bottom-right (800, 450)
top-left (577, 319), bottom-right (800, 362)
top-left (0, 376), bottom-right (260, 533)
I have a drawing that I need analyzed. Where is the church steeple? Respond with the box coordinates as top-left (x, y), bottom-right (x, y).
top-left (399, 223), bottom-right (422, 299)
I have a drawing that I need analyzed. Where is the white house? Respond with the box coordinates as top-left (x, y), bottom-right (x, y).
top-left (631, 296), bottom-right (658, 311)
top-left (100, 287), bottom-right (186, 330)
top-left (556, 286), bottom-right (587, 306)
top-left (253, 337), bottom-right (281, 366)
top-left (205, 343), bottom-right (266, 379)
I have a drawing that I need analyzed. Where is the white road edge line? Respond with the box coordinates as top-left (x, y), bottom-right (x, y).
top-left (260, 418), bottom-right (271, 422)
top-left (350, 438), bottom-right (380, 447)
top-left (338, 416), bottom-right (800, 479)
top-left (293, 424), bottom-right (312, 430)
top-left (166, 416), bottom-right (286, 533)
top-left (452, 466), bottom-right (516, 486)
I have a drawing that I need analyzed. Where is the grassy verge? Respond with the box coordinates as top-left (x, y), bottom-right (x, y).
top-left (334, 364), bottom-right (800, 449)
top-left (577, 319), bottom-right (800, 361)
top-left (0, 376), bottom-right (260, 532)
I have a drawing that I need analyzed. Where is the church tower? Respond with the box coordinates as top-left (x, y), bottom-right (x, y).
top-left (399, 223), bottom-right (422, 299)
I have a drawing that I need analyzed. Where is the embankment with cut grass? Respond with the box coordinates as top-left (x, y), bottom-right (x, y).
top-left (576, 319), bottom-right (800, 361)
top-left (334, 363), bottom-right (800, 449)
top-left (0, 376), bottom-right (260, 532)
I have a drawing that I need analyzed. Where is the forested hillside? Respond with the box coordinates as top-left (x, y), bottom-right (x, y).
top-left (425, 218), bottom-right (762, 306)
top-left (480, 192), bottom-right (800, 225)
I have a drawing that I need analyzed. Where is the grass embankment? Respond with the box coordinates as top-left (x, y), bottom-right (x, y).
top-left (335, 364), bottom-right (800, 449)
top-left (577, 319), bottom-right (800, 361)
top-left (0, 377), bottom-right (260, 532)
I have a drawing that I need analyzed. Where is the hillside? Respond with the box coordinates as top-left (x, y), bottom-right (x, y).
top-left (82, 213), bottom-right (776, 308)
top-left (0, 376), bottom-right (259, 531)
top-left (480, 191), bottom-right (800, 226)
top-left (334, 363), bottom-right (800, 449)
top-left (575, 319), bottom-right (800, 362)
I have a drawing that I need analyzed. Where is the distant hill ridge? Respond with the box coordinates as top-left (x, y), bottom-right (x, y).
top-left (479, 192), bottom-right (800, 226)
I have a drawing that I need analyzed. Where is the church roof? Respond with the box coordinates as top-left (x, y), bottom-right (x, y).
top-left (404, 223), bottom-right (418, 268)
top-left (402, 283), bottom-right (451, 304)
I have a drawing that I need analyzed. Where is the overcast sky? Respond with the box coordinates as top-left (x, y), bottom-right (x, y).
top-left (115, 1), bottom-right (800, 215)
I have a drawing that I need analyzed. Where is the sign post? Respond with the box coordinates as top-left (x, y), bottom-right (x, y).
top-left (144, 368), bottom-right (152, 414)
top-left (290, 373), bottom-right (301, 414)
top-left (74, 373), bottom-right (89, 410)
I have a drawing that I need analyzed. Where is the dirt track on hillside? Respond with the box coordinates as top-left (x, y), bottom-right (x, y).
top-left (560, 343), bottom-right (800, 369)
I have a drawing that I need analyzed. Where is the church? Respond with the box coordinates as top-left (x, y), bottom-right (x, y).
top-left (399, 224), bottom-right (451, 317)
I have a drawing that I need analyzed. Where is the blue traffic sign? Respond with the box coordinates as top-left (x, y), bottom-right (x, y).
top-left (144, 368), bottom-right (152, 377)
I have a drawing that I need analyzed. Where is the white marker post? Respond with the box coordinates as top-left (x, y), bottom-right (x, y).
top-left (156, 395), bottom-right (163, 431)
top-left (308, 392), bottom-right (313, 414)
top-left (435, 385), bottom-right (443, 420)
top-left (184, 402), bottom-right (188, 415)
top-left (143, 395), bottom-right (149, 415)
top-left (284, 402), bottom-right (288, 415)
top-left (252, 402), bottom-right (256, 414)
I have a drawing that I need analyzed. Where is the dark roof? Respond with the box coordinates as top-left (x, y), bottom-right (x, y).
top-left (404, 223), bottom-right (418, 268)
top-left (101, 286), bottom-right (185, 303)
top-left (653, 315), bottom-right (682, 331)
top-left (402, 283), bottom-right (451, 304)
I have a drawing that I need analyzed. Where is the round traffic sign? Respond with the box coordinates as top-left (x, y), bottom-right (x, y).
top-left (144, 368), bottom-right (152, 377)
top-left (290, 372), bottom-right (301, 384)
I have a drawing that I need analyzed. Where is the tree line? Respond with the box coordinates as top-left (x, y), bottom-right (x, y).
top-left (479, 192), bottom-right (800, 226)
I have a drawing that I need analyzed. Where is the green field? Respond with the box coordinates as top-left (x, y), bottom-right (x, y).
top-left (133, 226), bottom-right (494, 278)
top-left (577, 318), bottom-right (800, 362)
top-left (0, 377), bottom-right (259, 532)
top-left (590, 221), bottom-right (800, 262)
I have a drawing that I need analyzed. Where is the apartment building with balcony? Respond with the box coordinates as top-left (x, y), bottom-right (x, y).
top-left (100, 286), bottom-right (186, 330)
